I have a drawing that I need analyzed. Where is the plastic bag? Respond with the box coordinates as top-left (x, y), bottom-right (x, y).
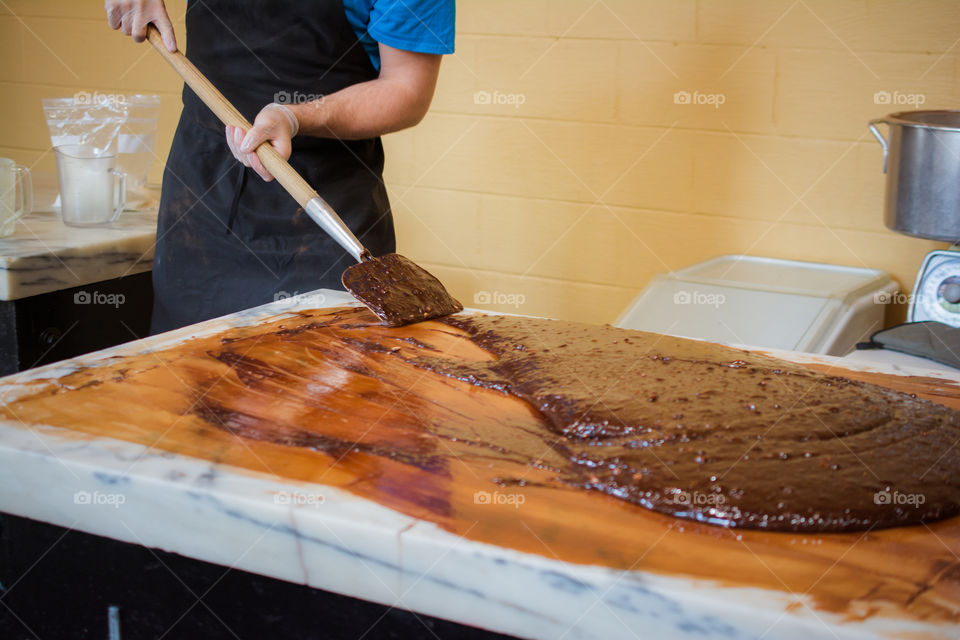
top-left (115, 95), bottom-right (161, 209)
top-left (43, 93), bottom-right (161, 210)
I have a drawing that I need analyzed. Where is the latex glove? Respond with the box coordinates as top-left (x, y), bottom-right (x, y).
top-left (105, 0), bottom-right (177, 52)
top-left (225, 103), bottom-right (299, 182)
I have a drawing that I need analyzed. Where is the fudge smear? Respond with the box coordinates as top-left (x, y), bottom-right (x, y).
top-left (406, 314), bottom-right (960, 532)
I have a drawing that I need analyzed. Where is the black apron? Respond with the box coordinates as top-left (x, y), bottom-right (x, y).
top-left (151, 0), bottom-right (395, 333)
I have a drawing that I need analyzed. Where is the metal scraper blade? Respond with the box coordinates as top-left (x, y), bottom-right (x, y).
top-left (342, 253), bottom-right (463, 327)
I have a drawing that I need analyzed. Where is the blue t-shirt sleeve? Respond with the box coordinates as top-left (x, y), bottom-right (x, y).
top-left (366, 0), bottom-right (456, 56)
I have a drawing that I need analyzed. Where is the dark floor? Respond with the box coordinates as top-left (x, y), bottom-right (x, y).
top-left (0, 513), bottom-right (518, 640)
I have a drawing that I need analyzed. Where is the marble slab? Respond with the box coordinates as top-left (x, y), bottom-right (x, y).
top-left (0, 182), bottom-right (157, 301)
top-left (0, 290), bottom-right (957, 640)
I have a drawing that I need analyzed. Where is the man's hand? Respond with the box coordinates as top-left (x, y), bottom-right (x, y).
top-left (225, 43), bottom-right (441, 182)
top-left (105, 0), bottom-right (177, 52)
top-left (225, 104), bottom-right (299, 182)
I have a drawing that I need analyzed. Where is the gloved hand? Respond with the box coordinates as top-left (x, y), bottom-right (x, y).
top-left (105, 0), bottom-right (177, 52)
top-left (225, 103), bottom-right (300, 182)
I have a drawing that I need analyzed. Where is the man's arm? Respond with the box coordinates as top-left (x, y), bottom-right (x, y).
top-left (227, 43), bottom-right (442, 182)
top-left (293, 44), bottom-right (441, 139)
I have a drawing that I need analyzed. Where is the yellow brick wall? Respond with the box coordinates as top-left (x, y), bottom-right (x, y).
top-left (2, 1), bottom-right (958, 324)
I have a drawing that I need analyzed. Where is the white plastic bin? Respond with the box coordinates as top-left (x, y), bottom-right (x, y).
top-left (615, 255), bottom-right (898, 356)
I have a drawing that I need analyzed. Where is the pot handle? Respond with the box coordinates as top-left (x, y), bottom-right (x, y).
top-left (868, 118), bottom-right (889, 173)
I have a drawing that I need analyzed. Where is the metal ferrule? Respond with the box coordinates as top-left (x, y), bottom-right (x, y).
top-left (304, 196), bottom-right (367, 263)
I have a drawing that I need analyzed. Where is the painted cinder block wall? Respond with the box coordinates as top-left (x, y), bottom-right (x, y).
top-left (2, 1), bottom-right (958, 324)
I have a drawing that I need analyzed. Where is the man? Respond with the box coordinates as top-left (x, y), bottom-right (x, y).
top-left (106, 0), bottom-right (454, 332)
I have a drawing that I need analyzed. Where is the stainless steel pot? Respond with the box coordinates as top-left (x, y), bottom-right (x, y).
top-left (869, 110), bottom-right (960, 242)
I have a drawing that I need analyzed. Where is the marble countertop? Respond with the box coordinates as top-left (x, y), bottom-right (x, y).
top-left (0, 178), bottom-right (158, 301)
top-left (0, 290), bottom-right (958, 640)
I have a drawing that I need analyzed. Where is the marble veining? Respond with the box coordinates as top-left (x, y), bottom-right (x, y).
top-left (0, 208), bottom-right (157, 300)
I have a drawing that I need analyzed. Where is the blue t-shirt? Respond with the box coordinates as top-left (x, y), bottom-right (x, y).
top-left (343, 0), bottom-right (456, 71)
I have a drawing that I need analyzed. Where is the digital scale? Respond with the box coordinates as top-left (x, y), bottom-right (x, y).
top-left (907, 247), bottom-right (960, 326)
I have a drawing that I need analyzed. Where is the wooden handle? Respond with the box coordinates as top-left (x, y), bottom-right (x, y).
top-left (145, 25), bottom-right (319, 207)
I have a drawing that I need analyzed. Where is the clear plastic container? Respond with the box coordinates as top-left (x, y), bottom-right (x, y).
top-left (54, 144), bottom-right (126, 227)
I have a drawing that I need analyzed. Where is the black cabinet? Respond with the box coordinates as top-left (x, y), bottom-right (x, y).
top-left (0, 514), bottom-right (515, 640)
top-left (0, 272), bottom-right (153, 376)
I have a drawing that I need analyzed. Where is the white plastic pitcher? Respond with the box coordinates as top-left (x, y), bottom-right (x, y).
top-left (0, 157), bottom-right (33, 237)
top-left (54, 144), bottom-right (126, 227)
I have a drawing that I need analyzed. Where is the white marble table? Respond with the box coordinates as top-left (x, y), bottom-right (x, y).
top-left (0, 290), bottom-right (957, 640)
top-left (0, 181), bottom-right (157, 300)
